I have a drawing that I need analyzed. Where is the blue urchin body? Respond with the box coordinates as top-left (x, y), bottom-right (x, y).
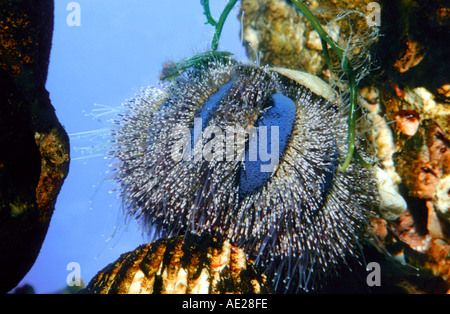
top-left (111, 62), bottom-right (379, 292)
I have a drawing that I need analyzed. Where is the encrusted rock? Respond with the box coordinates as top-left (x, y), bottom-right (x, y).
top-left (0, 0), bottom-right (70, 293)
top-left (240, 0), bottom-right (378, 82)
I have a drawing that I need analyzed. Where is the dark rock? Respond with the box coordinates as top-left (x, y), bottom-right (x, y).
top-left (0, 0), bottom-right (70, 293)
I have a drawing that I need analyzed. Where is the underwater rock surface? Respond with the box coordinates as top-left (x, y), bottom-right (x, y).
top-left (0, 0), bottom-right (70, 293)
top-left (241, 0), bottom-right (449, 293)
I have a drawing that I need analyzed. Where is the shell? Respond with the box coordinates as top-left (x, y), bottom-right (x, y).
top-left (435, 174), bottom-right (450, 221)
top-left (83, 233), bottom-right (271, 294)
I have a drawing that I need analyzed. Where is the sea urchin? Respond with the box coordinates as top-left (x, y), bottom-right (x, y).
top-left (110, 61), bottom-right (379, 292)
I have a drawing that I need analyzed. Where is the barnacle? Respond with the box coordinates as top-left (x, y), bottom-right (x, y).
top-left (83, 233), bottom-right (270, 294)
top-left (110, 61), bottom-right (379, 292)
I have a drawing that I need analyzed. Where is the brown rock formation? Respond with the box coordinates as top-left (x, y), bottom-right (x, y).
top-left (0, 0), bottom-right (70, 293)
